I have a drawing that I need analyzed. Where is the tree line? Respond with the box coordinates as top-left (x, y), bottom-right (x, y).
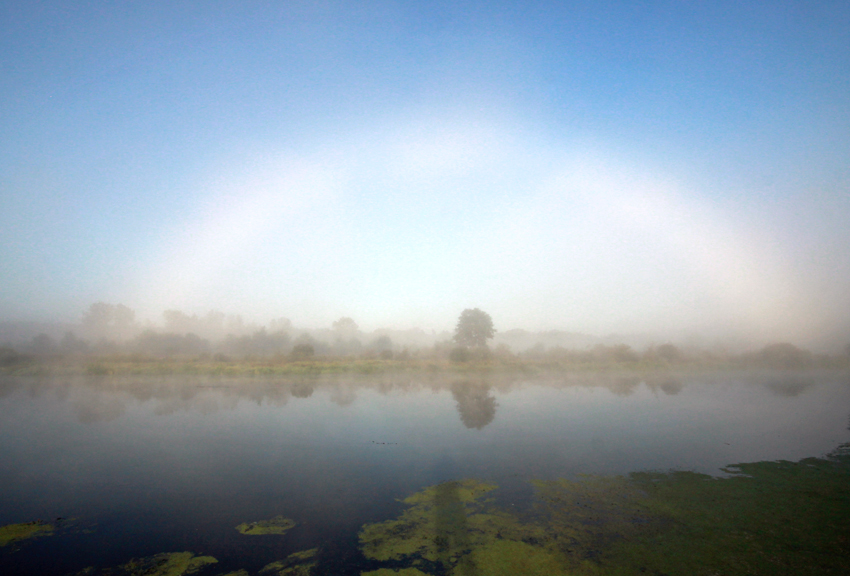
top-left (1, 304), bottom-right (848, 369)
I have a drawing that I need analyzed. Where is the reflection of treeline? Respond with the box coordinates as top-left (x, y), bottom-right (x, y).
top-left (0, 372), bottom-right (692, 424)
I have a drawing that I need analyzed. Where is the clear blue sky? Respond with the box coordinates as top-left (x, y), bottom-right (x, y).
top-left (2, 1), bottom-right (849, 345)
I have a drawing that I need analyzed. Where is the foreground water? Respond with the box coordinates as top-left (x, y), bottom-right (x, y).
top-left (1, 370), bottom-right (849, 575)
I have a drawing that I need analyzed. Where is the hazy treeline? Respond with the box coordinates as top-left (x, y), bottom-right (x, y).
top-left (0, 303), bottom-right (440, 363)
top-left (1, 303), bottom-right (849, 369)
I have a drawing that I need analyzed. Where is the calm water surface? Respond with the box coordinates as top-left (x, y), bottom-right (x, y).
top-left (1, 371), bottom-right (849, 575)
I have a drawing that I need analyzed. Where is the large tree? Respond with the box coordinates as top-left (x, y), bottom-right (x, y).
top-left (453, 308), bottom-right (495, 348)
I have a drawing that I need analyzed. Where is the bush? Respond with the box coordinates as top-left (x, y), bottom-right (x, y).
top-left (291, 343), bottom-right (315, 359)
top-left (450, 347), bottom-right (471, 362)
top-left (758, 343), bottom-right (812, 369)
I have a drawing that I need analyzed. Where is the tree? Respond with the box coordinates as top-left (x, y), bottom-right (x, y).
top-left (453, 308), bottom-right (495, 349)
top-left (332, 317), bottom-right (359, 334)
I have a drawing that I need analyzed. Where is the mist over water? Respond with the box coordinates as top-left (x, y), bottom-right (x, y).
top-left (2, 2), bottom-right (850, 574)
top-left (1, 371), bottom-right (849, 575)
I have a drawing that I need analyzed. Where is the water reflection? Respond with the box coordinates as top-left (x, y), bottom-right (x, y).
top-left (0, 369), bottom-right (846, 430)
top-left (451, 381), bottom-right (498, 429)
top-left (608, 377), bottom-right (641, 397)
top-left (2, 370), bottom-right (850, 576)
top-left (644, 376), bottom-right (683, 396)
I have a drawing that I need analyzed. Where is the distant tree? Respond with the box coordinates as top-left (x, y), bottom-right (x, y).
top-left (656, 343), bottom-right (681, 362)
top-left (758, 343), bottom-right (812, 369)
top-left (370, 335), bottom-right (393, 351)
top-left (82, 302), bottom-right (138, 340)
top-left (133, 330), bottom-right (209, 357)
top-left (60, 331), bottom-right (90, 355)
top-left (332, 317), bottom-right (359, 338)
top-left (291, 343), bottom-right (315, 359)
top-left (82, 302), bottom-right (114, 332)
top-left (163, 310), bottom-right (196, 334)
top-left (114, 304), bottom-right (135, 329)
top-left (29, 333), bottom-right (58, 356)
top-left (269, 317), bottom-right (292, 333)
top-left (0, 346), bottom-right (27, 366)
top-left (453, 308), bottom-right (495, 349)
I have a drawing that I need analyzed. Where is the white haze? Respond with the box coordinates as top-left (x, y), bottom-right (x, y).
top-left (96, 112), bottom-right (849, 351)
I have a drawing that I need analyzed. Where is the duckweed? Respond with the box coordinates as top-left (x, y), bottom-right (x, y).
top-left (360, 568), bottom-right (433, 576)
top-left (259, 548), bottom-right (318, 576)
top-left (115, 552), bottom-right (218, 576)
top-left (360, 445), bottom-right (850, 575)
top-left (235, 515), bottom-right (296, 536)
top-left (0, 520), bottom-right (54, 548)
top-left (359, 479), bottom-right (555, 574)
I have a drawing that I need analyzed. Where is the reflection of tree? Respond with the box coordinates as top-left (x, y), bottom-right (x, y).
top-left (74, 395), bottom-right (126, 423)
top-left (764, 379), bottom-right (812, 397)
top-left (329, 385), bottom-right (357, 406)
top-left (451, 381), bottom-right (497, 430)
top-left (659, 379), bottom-right (683, 395)
top-left (291, 382), bottom-right (314, 398)
top-left (644, 377), bottom-right (683, 396)
top-left (608, 377), bottom-right (640, 397)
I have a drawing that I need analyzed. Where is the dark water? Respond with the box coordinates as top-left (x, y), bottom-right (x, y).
top-left (1, 370), bottom-right (849, 575)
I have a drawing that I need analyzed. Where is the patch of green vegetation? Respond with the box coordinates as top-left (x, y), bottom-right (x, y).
top-left (108, 552), bottom-right (217, 576)
top-left (362, 446), bottom-right (850, 575)
top-left (359, 479), bottom-right (555, 574)
top-left (530, 443), bottom-right (850, 575)
top-left (216, 571), bottom-right (249, 576)
top-left (0, 520), bottom-right (54, 548)
top-left (235, 515), bottom-right (296, 535)
top-left (610, 446), bottom-right (850, 575)
top-left (461, 540), bottom-right (569, 576)
top-left (360, 568), bottom-right (434, 576)
top-left (259, 548), bottom-right (318, 576)
top-left (531, 473), bottom-right (657, 567)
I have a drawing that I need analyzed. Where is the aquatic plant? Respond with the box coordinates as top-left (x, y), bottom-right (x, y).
top-left (259, 548), bottom-right (318, 576)
top-left (359, 479), bottom-right (569, 575)
top-left (72, 552), bottom-right (218, 576)
top-left (360, 568), bottom-right (433, 576)
top-left (531, 443), bottom-right (850, 575)
top-left (0, 519), bottom-right (54, 548)
top-left (235, 515), bottom-right (296, 535)
top-left (360, 445), bottom-right (850, 576)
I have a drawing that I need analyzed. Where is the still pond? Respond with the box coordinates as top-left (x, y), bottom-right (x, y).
top-left (1, 370), bottom-right (849, 575)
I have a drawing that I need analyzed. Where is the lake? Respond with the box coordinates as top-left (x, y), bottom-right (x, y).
top-left (1, 370), bottom-right (849, 575)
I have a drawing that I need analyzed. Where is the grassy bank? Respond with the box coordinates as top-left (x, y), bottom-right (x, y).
top-left (1, 352), bottom-right (848, 378)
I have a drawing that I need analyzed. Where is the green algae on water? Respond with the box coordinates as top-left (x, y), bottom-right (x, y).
top-left (71, 552), bottom-right (219, 576)
top-left (361, 568), bottom-right (434, 576)
top-left (259, 548), bottom-right (318, 576)
top-left (461, 540), bottom-right (570, 576)
top-left (0, 520), bottom-right (54, 548)
top-left (359, 479), bottom-right (568, 575)
top-left (361, 446), bottom-right (850, 576)
top-left (235, 515), bottom-right (296, 535)
top-left (531, 443), bottom-right (850, 575)
top-left (118, 552), bottom-right (217, 576)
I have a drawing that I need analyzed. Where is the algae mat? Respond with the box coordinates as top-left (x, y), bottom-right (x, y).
top-left (359, 444), bottom-right (850, 576)
top-left (0, 520), bottom-right (54, 549)
top-left (69, 552), bottom-right (217, 576)
top-left (236, 516), bottom-right (297, 536)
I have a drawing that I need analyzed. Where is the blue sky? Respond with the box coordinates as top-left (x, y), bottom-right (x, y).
top-left (1, 1), bottom-right (849, 346)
